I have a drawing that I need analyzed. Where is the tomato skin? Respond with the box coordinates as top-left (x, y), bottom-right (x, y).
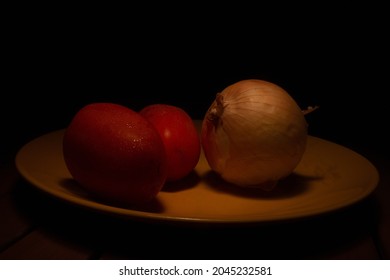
top-left (63, 103), bottom-right (167, 205)
top-left (140, 104), bottom-right (201, 181)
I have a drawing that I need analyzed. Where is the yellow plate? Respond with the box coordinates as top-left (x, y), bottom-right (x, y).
top-left (15, 121), bottom-right (379, 224)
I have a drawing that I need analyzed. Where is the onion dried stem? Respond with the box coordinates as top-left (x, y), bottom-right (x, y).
top-left (302, 105), bottom-right (319, 115)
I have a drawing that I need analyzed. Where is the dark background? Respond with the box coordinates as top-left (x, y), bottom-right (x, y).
top-left (2, 6), bottom-right (388, 164)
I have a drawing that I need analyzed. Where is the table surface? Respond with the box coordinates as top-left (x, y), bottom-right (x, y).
top-left (1, 139), bottom-right (389, 260)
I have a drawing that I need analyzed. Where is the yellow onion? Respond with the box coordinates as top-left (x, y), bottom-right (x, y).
top-left (201, 79), bottom-right (308, 190)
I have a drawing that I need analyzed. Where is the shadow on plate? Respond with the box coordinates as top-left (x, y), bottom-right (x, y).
top-left (161, 170), bottom-right (201, 193)
top-left (202, 171), bottom-right (323, 199)
top-left (58, 178), bottom-right (165, 213)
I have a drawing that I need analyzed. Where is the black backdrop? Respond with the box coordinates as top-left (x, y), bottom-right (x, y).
top-left (2, 10), bottom-right (388, 163)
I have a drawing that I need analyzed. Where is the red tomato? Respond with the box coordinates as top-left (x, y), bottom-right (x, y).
top-left (63, 103), bottom-right (167, 205)
top-left (140, 104), bottom-right (201, 181)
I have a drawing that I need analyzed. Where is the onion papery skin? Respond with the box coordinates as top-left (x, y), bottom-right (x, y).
top-left (201, 79), bottom-right (308, 189)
